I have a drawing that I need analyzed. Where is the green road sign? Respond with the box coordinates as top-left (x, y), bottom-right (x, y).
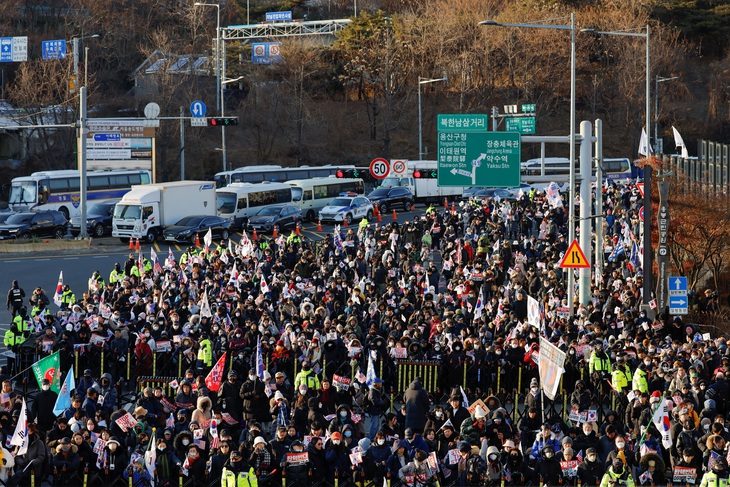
top-left (505, 117), bottom-right (536, 134)
top-left (437, 118), bottom-right (521, 187)
top-left (521, 104), bottom-right (536, 113)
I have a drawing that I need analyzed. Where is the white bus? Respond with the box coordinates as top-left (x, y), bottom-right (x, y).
top-left (288, 177), bottom-right (364, 221)
top-left (214, 164), bottom-right (356, 188)
top-left (520, 157), bottom-right (632, 183)
top-left (216, 182), bottom-right (294, 229)
top-left (8, 169), bottom-right (151, 219)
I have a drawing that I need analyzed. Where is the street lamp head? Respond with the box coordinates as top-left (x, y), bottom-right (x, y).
top-left (478, 20), bottom-right (500, 27)
top-left (580, 28), bottom-right (597, 34)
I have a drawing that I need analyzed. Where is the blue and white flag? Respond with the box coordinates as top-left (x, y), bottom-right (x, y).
top-left (52, 366), bottom-right (75, 416)
top-left (608, 240), bottom-right (625, 262)
top-left (256, 336), bottom-right (265, 380)
top-left (630, 241), bottom-right (641, 269)
top-left (366, 350), bottom-right (378, 387)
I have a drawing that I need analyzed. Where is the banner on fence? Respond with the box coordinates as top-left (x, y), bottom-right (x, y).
top-left (538, 337), bottom-right (566, 400)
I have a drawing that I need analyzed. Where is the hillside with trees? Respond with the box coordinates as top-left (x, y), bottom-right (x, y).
top-left (0, 0), bottom-right (728, 182)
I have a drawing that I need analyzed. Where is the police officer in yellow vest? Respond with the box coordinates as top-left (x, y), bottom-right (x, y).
top-left (60, 285), bottom-right (76, 310)
top-left (197, 333), bottom-right (213, 373)
top-left (611, 355), bottom-right (633, 393)
top-left (221, 449), bottom-right (258, 487)
top-left (4, 307), bottom-right (30, 350)
top-left (632, 362), bottom-right (649, 394)
top-left (294, 360), bottom-right (320, 391)
top-left (699, 456), bottom-right (729, 487)
top-left (109, 263), bottom-right (124, 284)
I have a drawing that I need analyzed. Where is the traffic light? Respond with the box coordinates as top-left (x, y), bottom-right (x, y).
top-left (208, 117), bottom-right (239, 127)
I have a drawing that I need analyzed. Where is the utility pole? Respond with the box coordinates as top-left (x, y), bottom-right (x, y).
top-left (180, 106), bottom-right (185, 180)
top-left (78, 86), bottom-right (88, 239)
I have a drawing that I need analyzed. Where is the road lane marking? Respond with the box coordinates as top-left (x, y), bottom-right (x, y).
top-left (62, 257), bottom-right (79, 260)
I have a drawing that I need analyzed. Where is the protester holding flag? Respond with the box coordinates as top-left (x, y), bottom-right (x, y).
top-left (10, 423), bottom-right (46, 485)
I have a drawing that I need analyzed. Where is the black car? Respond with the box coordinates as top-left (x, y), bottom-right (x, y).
top-left (162, 215), bottom-right (231, 243)
top-left (0, 211), bottom-right (68, 240)
top-left (461, 188), bottom-right (515, 201)
top-left (246, 204), bottom-right (302, 233)
top-left (69, 200), bottom-right (120, 237)
top-left (367, 186), bottom-right (414, 213)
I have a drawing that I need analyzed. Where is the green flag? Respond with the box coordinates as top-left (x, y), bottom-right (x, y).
top-left (32, 351), bottom-right (61, 393)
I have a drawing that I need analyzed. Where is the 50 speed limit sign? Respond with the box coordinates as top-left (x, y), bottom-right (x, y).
top-left (369, 158), bottom-right (390, 180)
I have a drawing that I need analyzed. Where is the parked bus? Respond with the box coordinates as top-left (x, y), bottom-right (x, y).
top-left (8, 169), bottom-right (151, 219)
top-left (288, 177), bottom-right (364, 221)
top-left (216, 182), bottom-right (293, 229)
top-left (520, 157), bottom-right (633, 188)
top-left (214, 164), bottom-right (356, 188)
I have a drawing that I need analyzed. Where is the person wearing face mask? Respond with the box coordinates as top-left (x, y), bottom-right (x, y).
top-left (626, 392), bottom-right (650, 440)
top-left (600, 458), bottom-right (635, 487)
top-left (29, 378), bottom-right (58, 433)
top-left (574, 423), bottom-right (599, 454)
top-left (97, 373), bottom-right (117, 415)
top-left (153, 437), bottom-right (181, 485)
top-left (445, 440), bottom-right (485, 486)
top-left (52, 437), bottom-right (81, 484)
top-left (76, 369), bottom-right (98, 401)
top-left (424, 405), bottom-right (446, 432)
top-left (398, 448), bottom-right (437, 484)
top-left (240, 368), bottom-right (271, 429)
top-left (605, 435), bottom-right (636, 473)
top-left (293, 360), bottom-right (320, 393)
top-left (325, 431), bottom-right (352, 484)
top-left (221, 448), bottom-right (255, 487)
top-left (578, 447), bottom-right (605, 486)
top-left (328, 405), bottom-right (355, 435)
top-left (524, 377), bottom-right (543, 412)
top-left (100, 436), bottom-right (128, 482)
top-left (536, 444), bottom-right (563, 485)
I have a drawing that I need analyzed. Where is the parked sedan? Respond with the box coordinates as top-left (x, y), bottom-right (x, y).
top-left (460, 188), bottom-right (515, 201)
top-left (69, 199), bottom-right (120, 237)
top-left (367, 186), bottom-right (413, 213)
top-left (0, 211), bottom-right (68, 240)
top-left (247, 204), bottom-right (302, 234)
top-left (162, 215), bottom-right (231, 243)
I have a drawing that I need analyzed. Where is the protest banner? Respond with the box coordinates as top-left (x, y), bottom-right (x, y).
top-left (332, 375), bottom-right (351, 391)
top-left (286, 452), bottom-right (309, 466)
top-left (672, 467), bottom-right (696, 484)
top-left (115, 412), bottom-right (138, 432)
top-left (538, 337), bottom-right (566, 400)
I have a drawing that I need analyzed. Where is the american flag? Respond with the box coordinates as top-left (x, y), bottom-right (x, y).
top-left (166, 413), bottom-right (175, 428)
top-left (576, 450), bottom-right (583, 462)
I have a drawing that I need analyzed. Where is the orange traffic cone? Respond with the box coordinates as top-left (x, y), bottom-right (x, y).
top-left (392, 209), bottom-right (397, 221)
top-left (451, 202), bottom-right (456, 214)
top-left (129, 237), bottom-right (134, 250)
top-left (411, 202), bottom-right (416, 211)
top-left (443, 197), bottom-right (448, 208)
top-left (272, 225), bottom-right (278, 238)
top-left (195, 233), bottom-right (200, 247)
top-left (135, 238), bottom-right (141, 251)
top-left (343, 217), bottom-right (348, 227)
top-left (317, 220), bottom-right (323, 232)
top-left (296, 222), bottom-right (301, 235)
top-left (375, 205), bottom-right (382, 222)
top-left (252, 228), bottom-right (258, 241)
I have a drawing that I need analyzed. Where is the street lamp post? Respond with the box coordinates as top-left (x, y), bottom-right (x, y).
top-left (480, 14), bottom-right (577, 311)
top-left (654, 75), bottom-right (679, 151)
top-left (418, 76), bottom-right (447, 160)
top-left (195, 2), bottom-right (221, 113)
top-left (581, 25), bottom-right (652, 305)
top-left (72, 34), bottom-right (98, 240)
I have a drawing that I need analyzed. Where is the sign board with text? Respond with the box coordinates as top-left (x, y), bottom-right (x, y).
top-left (505, 117), bottom-right (536, 134)
top-left (42, 40), bottom-right (67, 60)
top-left (85, 120), bottom-right (154, 171)
top-left (437, 114), bottom-right (520, 188)
top-left (0, 37), bottom-right (28, 62)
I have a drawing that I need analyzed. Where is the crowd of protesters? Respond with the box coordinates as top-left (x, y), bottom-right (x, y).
top-left (0, 178), bottom-right (727, 487)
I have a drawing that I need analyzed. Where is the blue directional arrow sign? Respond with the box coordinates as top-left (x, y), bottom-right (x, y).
top-left (669, 276), bottom-right (687, 294)
top-left (669, 295), bottom-right (688, 315)
top-left (190, 100), bottom-right (206, 118)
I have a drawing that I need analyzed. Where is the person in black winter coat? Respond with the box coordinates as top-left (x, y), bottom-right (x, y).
top-left (307, 437), bottom-right (327, 482)
top-left (217, 370), bottom-right (243, 424)
top-left (240, 369), bottom-right (270, 424)
top-left (368, 432), bottom-right (390, 481)
top-left (577, 448), bottom-right (605, 486)
top-left (270, 426), bottom-right (293, 465)
top-left (30, 378), bottom-right (58, 433)
top-left (403, 378), bottom-right (430, 434)
top-left (570, 380), bottom-right (591, 411)
top-left (536, 445), bottom-right (562, 485)
top-left (325, 432), bottom-right (351, 485)
top-left (282, 440), bottom-right (309, 486)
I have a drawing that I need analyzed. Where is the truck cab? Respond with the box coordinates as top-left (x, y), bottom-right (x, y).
top-left (112, 190), bottom-right (160, 243)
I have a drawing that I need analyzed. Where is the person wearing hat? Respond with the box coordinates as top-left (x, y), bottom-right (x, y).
top-left (51, 436), bottom-right (80, 483)
top-left (269, 390), bottom-right (290, 430)
top-left (102, 436), bottom-right (128, 481)
top-left (536, 444), bottom-right (562, 485)
top-left (599, 458), bottom-right (635, 487)
top-left (240, 368), bottom-right (271, 427)
top-left (637, 447), bottom-right (666, 485)
top-left (76, 369), bottom-right (98, 401)
top-left (325, 431), bottom-right (352, 484)
top-left (525, 377), bottom-right (543, 412)
top-left (397, 448), bottom-right (436, 483)
top-left (217, 369), bottom-right (243, 431)
top-left (518, 406), bottom-right (542, 453)
top-left (530, 422), bottom-right (561, 461)
top-left (460, 405), bottom-right (489, 452)
top-left (446, 392), bottom-right (471, 433)
top-left (578, 447), bottom-right (605, 486)
top-left (136, 386), bottom-right (162, 427)
top-left (122, 456), bottom-right (153, 486)
top-left (293, 360), bottom-right (320, 393)
top-left (445, 440), bottom-right (486, 486)
top-left (221, 446), bottom-right (255, 487)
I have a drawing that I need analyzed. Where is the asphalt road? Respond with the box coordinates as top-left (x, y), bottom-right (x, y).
top-left (0, 207), bottom-right (429, 335)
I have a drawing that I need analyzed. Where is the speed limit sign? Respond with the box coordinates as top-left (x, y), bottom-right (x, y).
top-left (391, 159), bottom-right (407, 175)
top-left (369, 158), bottom-right (390, 180)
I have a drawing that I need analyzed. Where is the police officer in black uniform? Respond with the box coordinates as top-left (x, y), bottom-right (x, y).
top-left (6, 280), bottom-right (25, 317)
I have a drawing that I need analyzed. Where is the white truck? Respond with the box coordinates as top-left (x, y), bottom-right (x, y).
top-left (378, 160), bottom-right (465, 203)
top-left (112, 181), bottom-right (216, 243)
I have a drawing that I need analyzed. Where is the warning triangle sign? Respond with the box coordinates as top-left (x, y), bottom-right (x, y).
top-left (636, 182), bottom-right (645, 198)
top-left (559, 239), bottom-right (590, 269)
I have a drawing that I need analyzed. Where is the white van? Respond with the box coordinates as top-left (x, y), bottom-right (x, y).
top-left (216, 182), bottom-right (293, 229)
top-left (288, 177), bottom-right (364, 221)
